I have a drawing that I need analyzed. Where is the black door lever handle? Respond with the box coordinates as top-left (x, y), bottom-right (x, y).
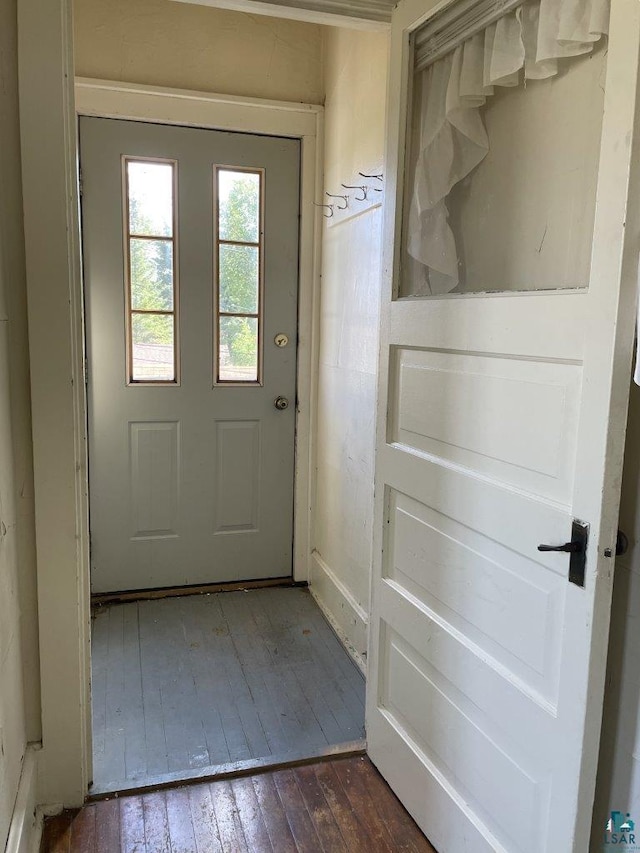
top-left (538, 541), bottom-right (583, 553)
top-left (539, 521), bottom-right (589, 587)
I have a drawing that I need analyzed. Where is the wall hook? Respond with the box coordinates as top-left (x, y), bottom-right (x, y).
top-left (341, 184), bottom-right (368, 201)
top-left (313, 202), bottom-right (334, 218)
top-left (325, 192), bottom-right (349, 210)
top-left (358, 172), bottom-right (384, 181)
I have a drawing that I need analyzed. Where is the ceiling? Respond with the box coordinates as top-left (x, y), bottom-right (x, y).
top-left (173, 0), bottom-right (393, 29)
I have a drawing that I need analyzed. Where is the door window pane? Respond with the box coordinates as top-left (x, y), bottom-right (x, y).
top-left (214, 166), bottom-right (263, 384)
top-left (124, 157), bottom-right (178, 383)
top-left (219, 244), bottom-right (259, 314)
top-left (218, 170), bottom-right (260, 243)
top-left (130, 239), bottom-right (174, 311)
top-left (131, 313), bottom-right (175, 382)
top-left (128, 161), bottom-right (173, 237)
top-left (218, 316), bottom-right (258, 382)
top-left (401, 38), bottom-right (606, 298)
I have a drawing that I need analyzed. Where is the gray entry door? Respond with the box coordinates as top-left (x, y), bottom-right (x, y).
top-left (80, 117), bottom-right (300, 594)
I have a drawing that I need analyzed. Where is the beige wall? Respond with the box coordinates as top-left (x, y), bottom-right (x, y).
top-left (0, 0), bottom-right (40, 845)
top-left (74, 0), bottom-right (324, 104)
top-left (310, 27), bottom-right (388, 663)
top-left (321, 27), bottom-right (388, 189)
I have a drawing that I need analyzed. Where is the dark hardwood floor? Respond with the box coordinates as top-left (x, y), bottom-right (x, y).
top-left (42, 755), bottom-right (437, 852)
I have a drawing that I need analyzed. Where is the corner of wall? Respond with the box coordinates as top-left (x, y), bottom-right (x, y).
top-left (309, 25), bottom-right (389, 677)
top-left (310, 551), bottom-right (368, 671)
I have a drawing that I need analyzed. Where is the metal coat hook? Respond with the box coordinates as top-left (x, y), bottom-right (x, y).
top-left (359, 172), bottom-right (384, 192)
top-left (325, 192), bottom-right (349, 210)
top-left (341, 183), bottom-right (368, 201)
top-left (313, 202), bottom-right (334, 218)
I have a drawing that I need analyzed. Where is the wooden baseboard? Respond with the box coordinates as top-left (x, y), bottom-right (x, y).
top-left (91, 576), bottom-right (303, 606)
top-left (309, 551), bottom-right (368, 672)
top-left (86, 740), bottom-right (367, 801)
top-left (6, 747), bottom-right (42, 853)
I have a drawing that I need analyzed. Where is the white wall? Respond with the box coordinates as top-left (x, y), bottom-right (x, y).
top-left (592, 384), bottom-right (640, 847)
top-left (310, 27), bottom-right (388, 666)
top-left (0, 0), bottom-right (40, 845)
top-left (74, 0), bottom-right (324, 104)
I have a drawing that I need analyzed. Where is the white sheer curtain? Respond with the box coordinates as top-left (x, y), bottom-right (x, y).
top-left (407, 0), bottom-right (610, 295)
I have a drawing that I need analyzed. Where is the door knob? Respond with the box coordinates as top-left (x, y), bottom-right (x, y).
top-left (616, 529), bottom-right (629, 556)
top-left (274, 396), bottom-right (289, 411)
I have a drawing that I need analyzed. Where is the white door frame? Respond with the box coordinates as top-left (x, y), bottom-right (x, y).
top-left (18, 0), bottom-right (323, 804)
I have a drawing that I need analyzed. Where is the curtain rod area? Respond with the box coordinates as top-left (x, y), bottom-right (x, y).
top-left (414, 0), bottom-right (525, 71)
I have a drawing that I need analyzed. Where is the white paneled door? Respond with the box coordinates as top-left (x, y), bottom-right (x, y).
top-left (367, 1), bottom-right (640, 852)
top-left (81, 118), bottom-right (300, 593)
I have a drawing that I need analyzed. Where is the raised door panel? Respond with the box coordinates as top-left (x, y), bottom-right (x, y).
top-left (384, 489), bottom-right (565, 702)
top-left (388, 347), bottom-right (582, 504)
top-left (213, 419), bottom-right (261, 534)
top-left (378, 619), bottom-right (549, 852)
top-left (129, 421), bottom-right (180, 539)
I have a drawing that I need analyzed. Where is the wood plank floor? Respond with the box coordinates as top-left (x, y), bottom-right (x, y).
top-left (91, 588), bottom-right (366, 793)
top-left (42, 756), bottom-right (437, 852)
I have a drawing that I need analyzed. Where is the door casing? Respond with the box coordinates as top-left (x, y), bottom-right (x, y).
top-left (77, 80), bottom-right (323, 596)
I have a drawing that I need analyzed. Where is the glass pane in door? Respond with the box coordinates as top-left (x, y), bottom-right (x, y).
top-left (401, 41), bottom-right (607, 298)
top-left (214, 167), bottom-right (263, 384)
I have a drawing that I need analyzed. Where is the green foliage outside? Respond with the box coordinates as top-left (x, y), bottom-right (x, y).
top-left (129, 197), bottom-right (174, 345)
top-left (128, 176), bottom-right (259, 368)
top-left (218, 175), bottom-right (260, 368)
